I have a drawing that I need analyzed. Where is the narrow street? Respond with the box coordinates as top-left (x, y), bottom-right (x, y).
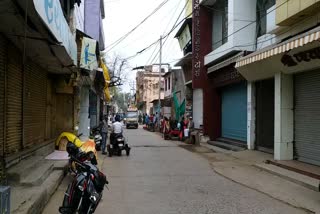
top-left (43, 128), bottom-right (308, 214)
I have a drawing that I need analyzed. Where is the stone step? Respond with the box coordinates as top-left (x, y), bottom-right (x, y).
top-left (208, 140), bottom-right (246, 152)
top-left (11, 170), bottom-right (65, 214)
top-left (255, 163), bottom-right (320, 192)
top-left (7, 155), bottom-right (54, 186)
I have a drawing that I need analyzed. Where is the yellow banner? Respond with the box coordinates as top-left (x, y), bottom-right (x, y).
top-left (101, 60), bottom-right (111, 102)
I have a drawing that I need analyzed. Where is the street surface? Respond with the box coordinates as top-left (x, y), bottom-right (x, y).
top-left (43, 127), bottom-right (308, 214)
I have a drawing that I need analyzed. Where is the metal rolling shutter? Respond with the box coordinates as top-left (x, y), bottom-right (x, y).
top-left (24, 61), bottom-right (47, 148)
top-left (0, 35), bottom-right (6, 181)
top-left (221, 82), bottom-right (247, 142)
top-left (295, 71), bottom-right (320, 166)
top-left (6, 48), bottom-right (22, 155)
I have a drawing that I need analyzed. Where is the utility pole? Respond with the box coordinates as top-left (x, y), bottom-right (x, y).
top-left (158, 36), bottom-right (162, 129)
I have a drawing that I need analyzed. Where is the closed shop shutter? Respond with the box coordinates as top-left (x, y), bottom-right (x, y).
top-left (56, 94), bottom-right (74, 134)
top-left (0, 35), bottom-right (7, 180)
top-left (6, 48), bottom-right (22, 155)
top-left (24, 61), bottom-right (47, 148)
top-left (193, 89), bottom-right (203, 129)
top-left (295, 71), bottom-right (320, 166)
top-left (221, 82), bottom-right (247, 142)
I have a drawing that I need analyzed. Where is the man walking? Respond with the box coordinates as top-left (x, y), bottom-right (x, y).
top-left (100, 115), bottom-right (108, 155)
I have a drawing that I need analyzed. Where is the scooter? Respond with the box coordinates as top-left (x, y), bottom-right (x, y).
top-left (107, 134), bottom-right (130, 157)
top-left (91, 126), bottom-right (102, 151)
top-left (59, 148), bottom-right (108, 214)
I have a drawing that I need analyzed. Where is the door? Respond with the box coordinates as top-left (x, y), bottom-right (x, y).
top-left (256, 79), bottom-right (274, 151)
top-left (221, 82), bottom-right (247, 142)
top-left (295, 70), bottom-right (320, 166)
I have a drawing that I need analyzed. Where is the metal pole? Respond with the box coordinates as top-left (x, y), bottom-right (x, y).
top-left (158, 36), bottom-right (162, 129)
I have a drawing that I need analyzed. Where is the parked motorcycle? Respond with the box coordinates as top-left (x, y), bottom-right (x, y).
top-left (90, 126), bottom-right (102, 151)
top-left (107, 134), bottom-right (130, 157)
top-left (59, 145), bottom-right (108, 214)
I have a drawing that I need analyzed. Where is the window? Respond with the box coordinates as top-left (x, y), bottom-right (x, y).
top-left (211, 0), bottom-right (228, 49)
top-left (256, 0), bottom-right (275, 37)
top-left (168, 77), bottom-right (171, 90)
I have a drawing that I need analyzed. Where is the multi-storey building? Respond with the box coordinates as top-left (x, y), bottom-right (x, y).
top-left (236, 0), bottom-right (320, 165)
top-left (136, 65), bottom-right (167, 115)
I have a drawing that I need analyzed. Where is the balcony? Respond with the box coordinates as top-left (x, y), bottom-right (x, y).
top-left (204, 0), bottom-right (256, 65)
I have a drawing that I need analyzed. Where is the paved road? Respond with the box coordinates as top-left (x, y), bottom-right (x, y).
top-left (43, 128), bottom-right (308, 214)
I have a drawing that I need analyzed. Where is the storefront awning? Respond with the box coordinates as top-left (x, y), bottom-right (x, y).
top-left (0, 0), bottom-right (77, 74)
top-left (235, 26), bottom-right (320, 81)
top-left (208, 52), bottom-right (245, 74)
top-left (236, 26), bottom-right (320, 68)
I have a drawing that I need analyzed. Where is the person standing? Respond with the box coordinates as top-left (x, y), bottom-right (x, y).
top-left (100, 116), bottom-right (108, 155)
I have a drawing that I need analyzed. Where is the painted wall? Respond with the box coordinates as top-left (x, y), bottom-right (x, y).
top-left (204, 0), bottom-right (257, 65)
top-left (84, 0), bottom-right (105, 50)
top-left (276, 0), bottom-right (320, 26)
top-left (79, 86), bottom-right (90, 140)
top-left (74, 3), bottom-right (85, 32)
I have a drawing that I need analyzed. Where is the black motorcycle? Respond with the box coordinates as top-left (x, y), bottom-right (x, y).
top-left (59, 146), bottom-right (108, 214)
top-left (90, 126), bottom-right (102, 151)
top-left (107, 134), bottom-right (130, 157)
top-left (66, 138), bottom-right (98, 175)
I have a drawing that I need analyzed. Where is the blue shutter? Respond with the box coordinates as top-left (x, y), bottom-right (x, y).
top-left (221, 82), bottom-right (247, 142)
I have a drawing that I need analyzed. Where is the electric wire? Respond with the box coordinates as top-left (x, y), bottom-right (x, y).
top-left (105, 0), bottom-right (171, 53)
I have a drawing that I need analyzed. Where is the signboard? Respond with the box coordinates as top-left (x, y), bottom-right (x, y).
top-left (178, 25), bottom-right (191, 50)
top-left (80, 37), bottom-right (98, 70)
top-left (34, 0), bottom-right (77, 64)
top-left (193, 0), bottom-right (201, 78)
top-left (281, 46), bottom-right (320, 67)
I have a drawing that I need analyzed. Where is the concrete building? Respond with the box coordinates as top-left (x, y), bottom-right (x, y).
top-left (74, 0), bottom-right (108, 139)
top-left (236, 0), bottom-right (320, 165)
top-left (136, 65), bottom-right (168, 115)
top-left (0, 0), bottom-right (79, 183)
top-left (163, 68), bottom-right (186, 120)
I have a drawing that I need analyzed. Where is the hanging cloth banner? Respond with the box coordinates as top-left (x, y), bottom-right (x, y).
top-left (80, 37), bottom-right (98, 71)
top-left (101, 60), bottom-right (111, 102)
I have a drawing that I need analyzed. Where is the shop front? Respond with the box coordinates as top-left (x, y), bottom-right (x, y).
top-left (236, 26), bottom-right (320, 163)
top-left (294, 70), bottom-right (320, 165)
top-left (220, 82), bottom-right (247, 142)
top-left (208, 61), bottom-right (247, 144)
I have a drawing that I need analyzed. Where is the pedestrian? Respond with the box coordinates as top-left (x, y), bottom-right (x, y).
top-left (100, 115), bottom-right (108, 155)
top-left (145, 114), bottom-right (149, 128)
top-left (179, 116), bottom-right (185, 141)
top-left (143, 113), bottom-right (146, 125)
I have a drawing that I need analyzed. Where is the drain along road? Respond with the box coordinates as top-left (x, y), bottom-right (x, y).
top-left (43, 128), bottom-right (308, 214)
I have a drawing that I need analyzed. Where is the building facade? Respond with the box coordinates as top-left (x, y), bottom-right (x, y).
top-left (236, 0), bottom-right (320, 166)
top-left (74, 0), bottom-right (108, 139)
top-left (136, 65), bottom-right (167, 115)
top-left (0, 0), bottom-right (81, 182)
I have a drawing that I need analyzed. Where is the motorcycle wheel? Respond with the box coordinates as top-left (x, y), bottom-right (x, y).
top-left (126, 148), bottom-right (130, 156)
top-left (95, 144), bottom-right (101, 151)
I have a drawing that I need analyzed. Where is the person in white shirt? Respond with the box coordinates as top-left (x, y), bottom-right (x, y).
top-left (110, 115), bottom-right (123, 144)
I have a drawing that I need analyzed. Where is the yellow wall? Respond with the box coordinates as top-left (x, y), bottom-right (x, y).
top-left (186, 0), bottom-right (192, 18)
top-left (276, 0), bottom-right (320, 25)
